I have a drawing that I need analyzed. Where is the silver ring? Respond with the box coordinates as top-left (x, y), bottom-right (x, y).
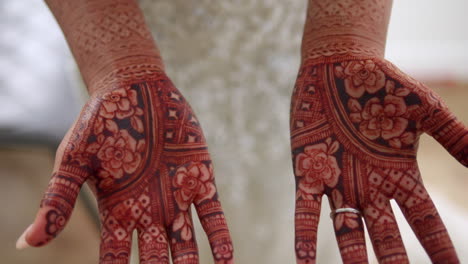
top-left (330, 208), bottom-right (361, 219)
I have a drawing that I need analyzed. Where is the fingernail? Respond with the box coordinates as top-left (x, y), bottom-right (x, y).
top-left (16, 224), bottom-right (32, 250)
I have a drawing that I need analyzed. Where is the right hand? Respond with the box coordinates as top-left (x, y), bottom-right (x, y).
top-left (290, 56), bottom-right (466, 263)
top-left (18, 71), bottom-right (234, 264)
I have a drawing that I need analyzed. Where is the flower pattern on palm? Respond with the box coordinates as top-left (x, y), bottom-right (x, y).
top-left (29, 72), bottom-right (234, 264)
top-left (290, 57), bottom-right (466, 264)
top-left (295, 138), bottom-right (340, 199)
top-left (335, 60), bottom-right (418, 149)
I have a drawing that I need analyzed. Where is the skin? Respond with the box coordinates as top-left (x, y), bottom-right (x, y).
top-left (17, 0), bottom-right (234, 263)
top-left (292, 0), bottom-right (467, 263)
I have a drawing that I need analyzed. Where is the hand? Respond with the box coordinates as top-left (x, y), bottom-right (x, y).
top-left (17, 71), bottom-right (234, 264)
top-left (290, 57), bottom-right (466, 263)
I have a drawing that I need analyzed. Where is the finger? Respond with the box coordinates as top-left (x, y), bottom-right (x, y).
top-left (394, 174), bottom-right (459, 263)
top-left (99, 222), bottom-right (133, 264)
top-left (363, 200), bottom-right (409, 263)
top-left (137, 225), bottom-right (170, 264)
top-left (17, 171), bottom-right (87, 248)
top-left (331, 209), bottom-right (368, 264)
top-left (16, 118), bottom-right (91, 249)
top-left (195, 200), bottom-right (233, 264)
top-left (193, 169), bottom-right (234, 264)
top-left (420, 86), bottom-right (468, 167)
top-left (293, 145), bottom-right (328, 264)
top-left (294, 195), bottom-right (322, 264)
top-left (327, 187), bottom-right (368, 264)
top-left (168, 211), bottom-right (199, 264)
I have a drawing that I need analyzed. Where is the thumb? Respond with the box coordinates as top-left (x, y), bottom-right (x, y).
top-left (17, 119), bottom-right (91, 249)
top-left (16, 169), bottom-right (89, 249)
top-left (421, 89), bottom-right (468, 167)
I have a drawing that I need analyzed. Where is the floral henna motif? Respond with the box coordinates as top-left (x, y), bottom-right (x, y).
top-left (295, 240), bottom-right (316, 261)
top-left (359, 96), bottom-right (407, 140)
top-left (212, 242), bottom-right (234, 263)
top-left (324, 59), bottom-right (428, 160)
top-left (295, 138), bottom-right (341, 199)
top-left (44, 209), bottom-right (66, 239)
top-left (98, 87), bottom-right (145, 133)
top-left (100, 88), bottom-right (140, 118)
top-left (291, 56), bottom-right (465, 263)
top-left (173, 162), bottom-right (216, 211)
top-left (95, 130), bottom-right (143, 178)
top-left (171, 162), bottom-right (218, 242)
top-left (337, 63), bottom-right (421, 151)
top-left (83, 85), bottom-right (147, 192)
top-left (335, 60), bottom-right (386, 98)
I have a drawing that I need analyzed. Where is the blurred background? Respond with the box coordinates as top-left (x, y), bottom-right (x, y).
top-left (1, 0), bottom-right (467, 263)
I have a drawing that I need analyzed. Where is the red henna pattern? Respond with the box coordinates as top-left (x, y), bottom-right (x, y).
top-left (295, 138), bottom-right (341, 198)
top-left (291, 56), bottom-right (466, 264)
top-left (25, 1), bottom-right (233, 263)
top-left (30, 73), bottom-right (234, 264)
top-left (302, 0), bottom-right (392, 60)
top-left (44, 210), bottom-right (66, 237)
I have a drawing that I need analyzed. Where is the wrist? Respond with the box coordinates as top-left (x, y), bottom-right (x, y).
top-left (86, 54), bottom-right (164, 95)
top-left (45, 0), bottom-right (164, 92)
top-left (301, 0), bottom-right (392, 62)
top-left (301, 34), bottom-right (386, 62)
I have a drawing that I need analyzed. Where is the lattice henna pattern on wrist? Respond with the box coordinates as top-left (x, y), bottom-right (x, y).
top-left (301, 0), bottom-right (392, 61)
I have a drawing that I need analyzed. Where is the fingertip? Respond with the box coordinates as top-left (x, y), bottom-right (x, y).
top-left (16, 224), bottom-right (33, 250)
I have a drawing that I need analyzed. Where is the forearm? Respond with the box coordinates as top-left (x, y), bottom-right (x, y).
top-left (45, 0), bottom-right (164, 93)
top-left (301, 0), bottom-right (393, 61)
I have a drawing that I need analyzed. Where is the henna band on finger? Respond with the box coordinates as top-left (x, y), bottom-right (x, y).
top-left (330, 208), bottom-right (361, 219)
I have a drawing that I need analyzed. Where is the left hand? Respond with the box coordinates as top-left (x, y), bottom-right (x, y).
top-left (290, 57), bottom-right (466, 264)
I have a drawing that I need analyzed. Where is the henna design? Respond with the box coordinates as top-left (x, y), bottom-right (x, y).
top-left (293, 6), bottom-right (466, 262)
top-left (29, 73), bottom-right (234, 264)
top-left (293, 5), bottom-right (466, 260)
top-left (23, 0), bottom-right (234, 263)
top-left (302, 0), bottom-right (392, 61)
top-left (291, 58), bottom-right (466, 263)
top-left (44, 0), bottom-right (164, 90)
top-left (45, 209), bottom-right (67, 237)
top-left (212, 242), bottom-right (234, 263)
top-left (295, 138), bottom-right (341, 199)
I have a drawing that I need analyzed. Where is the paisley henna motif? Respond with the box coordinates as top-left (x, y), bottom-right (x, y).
top-left (20, 0), bottom-right (234, 263)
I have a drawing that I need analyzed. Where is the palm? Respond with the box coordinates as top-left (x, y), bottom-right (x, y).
top-left (291, 57), bottom-right (466, 263)
top-left (25, 72), bottom-right (234, 264)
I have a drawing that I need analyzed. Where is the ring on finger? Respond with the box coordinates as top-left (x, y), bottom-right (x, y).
top-left (330, 207), bottom-right (361, 219)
